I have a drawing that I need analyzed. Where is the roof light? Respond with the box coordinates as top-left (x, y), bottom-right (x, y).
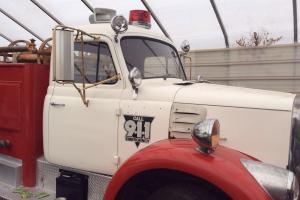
top-left (89, 8), bottom-right (116, 24)
top-left (129, 10), bottom-right (151, 29)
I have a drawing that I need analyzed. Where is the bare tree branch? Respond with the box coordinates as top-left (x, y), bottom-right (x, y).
top-left (235, 30), bottom-right (282, 47)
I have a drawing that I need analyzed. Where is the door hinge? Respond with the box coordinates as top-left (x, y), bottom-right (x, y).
top-left (116, 108), bottom-right (122, 116)
top-left (113, 155), bottom-right (120, 166)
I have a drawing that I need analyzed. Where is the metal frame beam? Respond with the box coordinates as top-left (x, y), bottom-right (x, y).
top-left (210, 0), bottom-right (229, 48)
top-left (0, 33), bottom-right (13, 43)
top-left (0, 8), bottom-right (44, 42)
top-left (81, 0), bottom-right (94, 13)
top-left (293, 0), bottom-right (298, 43)
top-left (141, 0), bottom-right (172, 41)
top-left (30, 0), bottom-right (64, 25)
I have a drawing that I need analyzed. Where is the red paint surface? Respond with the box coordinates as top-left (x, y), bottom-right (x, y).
top-left (104, 139), bottom-right (271, 200)
top-left (0, 63), bottom-right (49, 187)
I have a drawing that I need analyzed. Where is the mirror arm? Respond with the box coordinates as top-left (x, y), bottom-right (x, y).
top-left (78, 34), bottom-right (89, 107)
top-left (132, 87), bottom-right (138, 100)
top-left (77, 74), bottom-right (121, 106)
top-left (55, 80), bottom-right (89, 107)
top-left (114, 34), bottom-right (119, 43)
top-left (179, 52), bottom-right (187, 58)
top-left (85, 74), bottom-right (121, 89)
top-left (72, 82), bottom-right (89, 107)
top-left (181, 55), bottom-right (192, 80)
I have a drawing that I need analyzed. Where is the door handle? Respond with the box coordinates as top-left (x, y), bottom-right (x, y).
top-left (50, 102), bottom-right (66, 107)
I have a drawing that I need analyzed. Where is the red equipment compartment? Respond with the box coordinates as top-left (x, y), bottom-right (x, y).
top-left (0, 63), bottom-right (49, 187)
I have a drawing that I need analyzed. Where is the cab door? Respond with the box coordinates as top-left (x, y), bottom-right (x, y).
top-left (47, 38), bottom-right (122, 175)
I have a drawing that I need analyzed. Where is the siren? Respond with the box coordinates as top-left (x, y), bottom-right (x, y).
top-left (129, 10), bottom-right (151, 29)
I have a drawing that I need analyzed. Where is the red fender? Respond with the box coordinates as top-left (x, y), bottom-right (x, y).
top-left (104, 139), bottom-right (271, 200)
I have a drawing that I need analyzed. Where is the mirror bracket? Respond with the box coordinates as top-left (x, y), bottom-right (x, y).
top-left (53, 25), bottom-right (100, 106)
top-left (114, 35), bottom-right (119, 43)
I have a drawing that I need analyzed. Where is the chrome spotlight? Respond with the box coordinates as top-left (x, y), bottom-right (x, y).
top-left (192, 119), bottom-right (220, 154)
top-left (111, 15), bottom-right (128, 34)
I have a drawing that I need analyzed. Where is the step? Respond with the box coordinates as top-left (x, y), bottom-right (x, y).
top-left (36, 158), bottom-right (112, 200)
top-left (0, 154), bottom-right (22, 187)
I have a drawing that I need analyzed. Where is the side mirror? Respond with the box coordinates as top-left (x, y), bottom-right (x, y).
top-left (53, 29), bottom-right (74, 81)
top-left (129, 67), bottom-right (142, 89)
top-left (181, 40), bottom-right (190, 53)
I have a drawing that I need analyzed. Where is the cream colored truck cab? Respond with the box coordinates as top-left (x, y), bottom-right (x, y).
top-left (43, 14), bottom-right (300, 178)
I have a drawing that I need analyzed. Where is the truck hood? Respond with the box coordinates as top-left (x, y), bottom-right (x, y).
top-left (174, 83), bottom-right (295, 111)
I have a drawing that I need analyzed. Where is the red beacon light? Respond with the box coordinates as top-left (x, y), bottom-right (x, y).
top-left (129, 10), bottom-right (151, 29)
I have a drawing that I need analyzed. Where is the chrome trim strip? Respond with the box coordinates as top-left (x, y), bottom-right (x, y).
top-left (289, 95), bottom-right (300, 176)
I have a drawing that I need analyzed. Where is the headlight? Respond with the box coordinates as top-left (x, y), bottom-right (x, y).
top-left (241, 159), bottom-right (299, 200)
top-left (192, 119), bottom-right (220, 154)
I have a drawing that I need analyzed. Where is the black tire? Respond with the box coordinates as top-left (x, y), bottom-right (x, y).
top-left (146, 183), bottom-right (223, 200)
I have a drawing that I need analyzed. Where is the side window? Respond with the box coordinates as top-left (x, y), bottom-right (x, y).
top-left (74, 42), bottom-right (117, 84)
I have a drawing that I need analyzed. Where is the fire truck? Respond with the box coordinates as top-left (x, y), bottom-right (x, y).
top-left (0, 5), bottom-right (299, 200)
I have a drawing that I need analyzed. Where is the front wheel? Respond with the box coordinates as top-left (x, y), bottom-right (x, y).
top-left (146, 183), bottom-right (225, 200)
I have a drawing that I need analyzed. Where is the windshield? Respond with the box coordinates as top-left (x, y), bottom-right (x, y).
top-left (121, 37), bottom-right (186, 80)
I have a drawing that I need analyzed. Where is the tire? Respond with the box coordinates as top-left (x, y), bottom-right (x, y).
top-left (146, 183), bottom-right (223, 200)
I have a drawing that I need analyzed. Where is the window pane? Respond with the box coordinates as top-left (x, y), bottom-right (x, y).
top-left (99, 44), bottom-right (116, 81)
top-left (74, 42), bottom-right (116, 84)
top-left (121, 37), bottom-right (185, 79)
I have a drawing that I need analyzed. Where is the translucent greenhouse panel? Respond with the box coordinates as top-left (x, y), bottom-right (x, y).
top-left (0, 37), bottom-right (9, 47)
top-left (215, 0), bottom-right (293, 47)
top-left (37, 0), bottom-right (92, 26)
top-left (146, 0), bottom-right (225, 49)
top-left (0, 0), bottom-right (57, 41)
top-left (0, 14), bottom-right (40, 44)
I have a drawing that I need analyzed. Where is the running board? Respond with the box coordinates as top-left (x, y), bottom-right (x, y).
top-left (0, 154), bottom-right (22, 187)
